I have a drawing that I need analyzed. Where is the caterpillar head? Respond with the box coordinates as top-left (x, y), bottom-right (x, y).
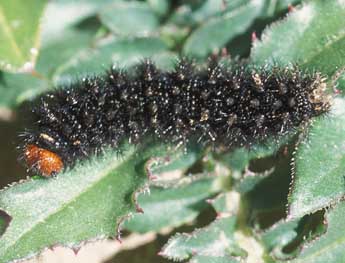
top-left (24, 144), bottom-right (63, 177)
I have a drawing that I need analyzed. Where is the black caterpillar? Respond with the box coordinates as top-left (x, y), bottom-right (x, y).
top-left (20, 59), bottom-right (331, 177)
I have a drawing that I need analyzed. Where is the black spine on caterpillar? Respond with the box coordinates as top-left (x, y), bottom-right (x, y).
top-left (20, 59), bottom-right (331, 177)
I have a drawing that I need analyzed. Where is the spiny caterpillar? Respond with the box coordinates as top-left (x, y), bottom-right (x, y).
top-left (20, 59), bottom-right (331, 177)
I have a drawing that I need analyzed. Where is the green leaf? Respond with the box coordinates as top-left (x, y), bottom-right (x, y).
top-left (208, 191), bottom-right (242, 217)
top-left (0, 29), bottom-right (95, 109)
top-left (36, 29), bottom-right (96, 77)
top-left (99, 2), bottom-right (159, 37)
top-left (183, 0), bottom-right (264, 58)
top-left (251, 0), bottom-right (345, 76)
top-left (235, 173), bottom-right (271, 194)
top-left (168, 0), bottom-right (246, 27)
top-left (0, 143), bottom-right (169, 263)
top-left (208, 193), bottom-right (230, 214)
top-left (244, 147), bottom-right (293, 222)
top-left (147, 0), bottom-right (170, 16)
top-left (290, 201), bottom-right (345, 263)
top-left (189, 255), bottom-right (240, 263)
top-left (0, 0), bottom-right (46, 72)
top-left (152, 143), bottom-right (203, 174)
top-left (218, 137), bottom-right (289, 172)
top-left (261, 0), bottom-right (301, 17)
top-left (150, 51), bottom-right (178, 71)
top-left (260, 218), bottom-right (300, 258)
top-left (169, 0), bottom-right (297, 31)
top-left (288, 98), bottom-right (345, 219)
top-left (53, 37), bottom-right (169, 85)
top-left (187, 0), bottom-right (237, 24)
top-left (0, 72), bottom-right (49, 109)
top-left (335, 72), bottom-right (345, 94)
top-left (160, 216), bottom-right (244, 261)
top-left (40, 0), bottom-right (112, 45)
top-left (125, 176), bottom-right (219, 233)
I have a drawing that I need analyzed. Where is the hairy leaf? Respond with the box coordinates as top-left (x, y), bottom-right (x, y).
top-left (251, 0), bottom-right (345, 76)
top-left (288, 98), bottom-right (345, 218)
top-left (260, 218), bottom-right (300, 259)
top-left (125, 176), bottom-right (219, 233)
top-left (290, 201), bottom-right (345, 263)
top-left (160, 216), bottom-right (244, 261)
top-left (0, 143), bottom-right (170, 263)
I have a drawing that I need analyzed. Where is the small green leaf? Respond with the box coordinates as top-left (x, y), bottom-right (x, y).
top-left (219, 136), bottom-right (289, 172)
top-left (150, 51), bottom-right (178, 71)
top-left (168, 0), bottom-right (245, 27)
top-left (288, 98), bottom-right (345, 219)
top-left (148, 0), bottom-right (170, 16)
top-left (208, 191), bottom-right (242, 217)
top-left (189, 255), bottom-right (240, 263)
top-left (40, 0), bottom-right (112, 45)
top-left (209, 193), bottom-right (230, 214)
top-left (0, 29), bottom-right (94, 109)
top-left (260, 219), bottom-right (300, 258)
top-left (261, 0), bottom-right (301, 17)
top-left (159, 23), bottom-right (190, 49)
top-left (187, 0), bottom-right (236, 24)
top-left (53, 37), bottom-right (169, 85)
top-left (125, 176), bottom-right (219, 233)
top-left (235, 173), bottom-right (271, 194)
top-left (36, 29), bottom-right (96, 77)
top-left (251, 0), bottom-right (345, 76)
top-left (0, 143), bottom-right (169, 263)
top-left (153, 143), bottom-right (203, 174)
top-left (160, 216), bottom-right (244, 261)
top-left (290, 201), bottom-right (345, 263)
top-left (183, 0), bottom-right (264, 58)
top-left (0, 0), bottom-right (46, 72)
top-left (0, 72), bottom-right (49, 109)
top-left (99, 2), bottom-right (159, 37)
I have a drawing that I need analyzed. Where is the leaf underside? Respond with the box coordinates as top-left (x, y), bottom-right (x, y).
top-left (0, 143), bottom-right (173, 262)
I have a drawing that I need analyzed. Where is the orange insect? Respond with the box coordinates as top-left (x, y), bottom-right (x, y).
top-left (24, 144), bottom-right (63, 177)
